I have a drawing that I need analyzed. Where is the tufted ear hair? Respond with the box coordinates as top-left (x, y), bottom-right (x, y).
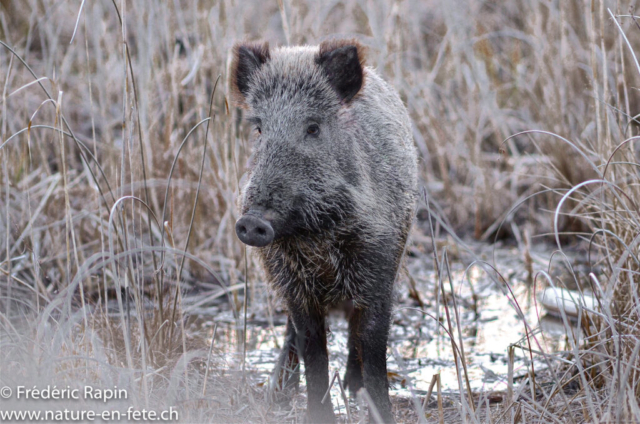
top-left (316, 39), bottom-right (366, 103)
top-left (230, 41), bottom-right (270, 107)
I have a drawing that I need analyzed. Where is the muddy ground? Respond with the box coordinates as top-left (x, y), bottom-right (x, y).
top-left (179, 235), bottom-right (584, 422)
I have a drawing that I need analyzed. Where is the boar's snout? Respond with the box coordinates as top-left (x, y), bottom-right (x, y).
top-left (235, 213), bottom-right (274, 247)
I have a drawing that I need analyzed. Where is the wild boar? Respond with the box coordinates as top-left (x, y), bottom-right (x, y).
top-left (231, 39), bottom-right (417, 423)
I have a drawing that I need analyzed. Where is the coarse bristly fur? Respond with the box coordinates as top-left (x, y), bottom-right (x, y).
top-left (230, 38), bottom-right (418, 424)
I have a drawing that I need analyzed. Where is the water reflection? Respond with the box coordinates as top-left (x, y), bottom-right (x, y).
top-left (191, 250), bottom-right (571, 416)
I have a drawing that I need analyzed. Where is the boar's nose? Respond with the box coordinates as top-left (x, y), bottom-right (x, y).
top-left (235, 214), bottom-right (275, 247)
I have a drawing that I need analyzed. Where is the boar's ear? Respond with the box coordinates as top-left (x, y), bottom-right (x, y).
top-left (316, 39), bottom-right (366, 103)
top-left (230, 41), bottom-right (270, 106)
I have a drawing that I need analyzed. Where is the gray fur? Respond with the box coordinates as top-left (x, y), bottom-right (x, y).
top-left (231, 40), bottom-right (417, 424)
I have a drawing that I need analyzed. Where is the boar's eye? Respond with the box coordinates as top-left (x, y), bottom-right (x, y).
top-left (306, 124), bottom-right (320, 136)
top-left (248, 117), bottom-right (262, 136)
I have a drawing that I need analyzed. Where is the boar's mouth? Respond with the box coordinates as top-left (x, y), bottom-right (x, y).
top-left (236, 186), bottom-right (354, 246)
top-left (235, 211), bottom-right (275, 247)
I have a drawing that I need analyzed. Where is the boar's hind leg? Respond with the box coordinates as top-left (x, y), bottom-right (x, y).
top-left (269, 317), bottom-right (300, 396)
top-left (344, 308), bottom-right (364, 395)
top-left (290, 307), bottom-right (335, 424)
top-left (360, 302), bottom-right (395, 423)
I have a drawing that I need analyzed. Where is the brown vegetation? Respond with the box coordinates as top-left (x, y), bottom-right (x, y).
top-left (2, 0), bottom-right (640, 422)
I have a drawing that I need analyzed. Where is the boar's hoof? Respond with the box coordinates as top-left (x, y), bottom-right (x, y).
top-left (235, 214), bottom-right (274, 247)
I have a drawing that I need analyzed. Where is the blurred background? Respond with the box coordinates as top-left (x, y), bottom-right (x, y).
top-left (1, 0), bottom-right (639, 422)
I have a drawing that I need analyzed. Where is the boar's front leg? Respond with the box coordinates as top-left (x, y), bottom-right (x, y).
top-left (359, 301), bottom-right (395, 423)
top-left (344, 307), bottom-right (364, 395)
top-left (269, 317), bottom-right (300, 396)
top-left (289, 306), bottom-right (335, 424)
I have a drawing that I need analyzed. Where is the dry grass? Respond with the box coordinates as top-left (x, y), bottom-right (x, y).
top-left (2, 0), bottom-right (640, 422)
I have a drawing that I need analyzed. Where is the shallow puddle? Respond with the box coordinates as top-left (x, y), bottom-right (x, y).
top-left (188, 244), bottom-right (569, 417)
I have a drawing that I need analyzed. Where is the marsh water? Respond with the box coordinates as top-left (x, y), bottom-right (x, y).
top-left (185, 241), bottom-right (572, 417)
